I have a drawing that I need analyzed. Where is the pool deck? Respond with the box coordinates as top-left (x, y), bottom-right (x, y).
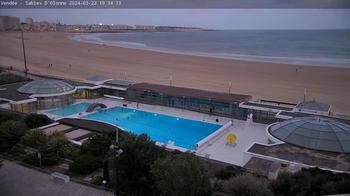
top-left (42, 97), bottom-right (269, 166)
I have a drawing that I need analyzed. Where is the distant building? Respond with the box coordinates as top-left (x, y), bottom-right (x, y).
top-left (134, 25), bottom-right (155, 30)
top-left (0, 16), bottom-right (20, 31)
top-left (24, 17), bottom-right (33, 25)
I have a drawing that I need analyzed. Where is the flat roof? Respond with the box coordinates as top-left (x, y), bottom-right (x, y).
top-left (58, 118), bottom-right (116, 134)
top-left (247, 143), bottom-right (350, 172)
top-left (65, 128), bottom-right (91, 140)
top-left (296, 100), bottom-right (331, 112)
top-left (86, 75), bottom-right (111, 82)
top-left (41, 124), bottom-right (73, 135)
top-left (241, 102), bottom-right (294, 111)
top-left (0, 82), bottom-right (33, 102)
top-left (103, 79), bottom-right (137, 87)
top-left (128, 83), bottom-right (252, 104)
top-left (278, 111), bottom-right (350, 125)
top-left (63, 79), bottom-right (96, 87)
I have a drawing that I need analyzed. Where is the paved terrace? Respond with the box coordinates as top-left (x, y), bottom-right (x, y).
top-left (0, 160), bottom-right (113, 196)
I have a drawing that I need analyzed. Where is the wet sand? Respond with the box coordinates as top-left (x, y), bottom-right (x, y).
top-left (1, 31), bottom-right (350, 114)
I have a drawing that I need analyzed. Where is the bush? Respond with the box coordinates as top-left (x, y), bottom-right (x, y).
top-left (222, 173), bottom-right (272, 196)
top-left (91, 176), bottom-right (104, 185)
top-left (47, 132), bottom-right (70, 157)
top-left (0, 73), bottom-right (29, 85)
top-left (151, 153), bottom-right (212, 196)
top-left (21, 129), bottom-right (48, 149)
top-left (215, 166), bottom-right (246, 180)
top-left (0, 111), bottom-right (23, 123)
top-left (0, 120), bottom-right (27, 152)
top-left (23, 152), bottom-right (59, 166)
top-left (270, 168), bottom-right (350, 196)
top-left (113, 134), bottom-right (165, 195)
top-left (81, 134), bottom-right (112, 157)
top-left (7, 144), bottom-right (26, 160)
top-left (69, 154), bottom-right (100, 175)
top-left (24, 113), bottom-right (51, 129)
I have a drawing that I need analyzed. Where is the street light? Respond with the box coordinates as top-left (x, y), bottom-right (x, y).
top-left (20, 22), bottom-right (28, 77)
top-left (110, 125), bottom-right (123, 196)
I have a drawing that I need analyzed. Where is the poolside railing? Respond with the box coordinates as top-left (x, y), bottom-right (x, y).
top-left (195, 120), bottom-right (233, 152)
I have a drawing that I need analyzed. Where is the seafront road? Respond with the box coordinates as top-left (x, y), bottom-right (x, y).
top-left (0, 160), bottom-right (113, 196)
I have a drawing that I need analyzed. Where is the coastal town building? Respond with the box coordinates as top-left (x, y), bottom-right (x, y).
top-left (0, 16), bottom-right (20, 31)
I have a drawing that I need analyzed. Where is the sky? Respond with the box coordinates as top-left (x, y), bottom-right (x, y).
top-left (1, 9), bottom-right (350, 30)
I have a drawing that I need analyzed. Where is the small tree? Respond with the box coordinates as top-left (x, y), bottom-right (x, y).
top-left (69, 154), bottom-right (100, 175)
top-left (21, 129), bottom-right (48, 149)
top-left (24, 113), bottom-right (51, 129)
top-left (215, 166), bottom-right (246, 180)
top-left (113, 134), bottom-right (165, 195)
top-left (81, 134), bottom-right (112, 157)
top-left (47, 132), bottom-right (69, 157)
top-left (0, 120), bottom-right (27, 152)
top-left (151, 153), bottom-right (212, 196)
top-left (222, 173), bottom-right (272, 196)
top-left (270, 168), bottom-right (350, 196)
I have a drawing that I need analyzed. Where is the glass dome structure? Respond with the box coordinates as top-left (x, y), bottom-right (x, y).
top-left (268, 117), bottom-right (350, 153)
top-left (17, 80), bottom-right (75, 95)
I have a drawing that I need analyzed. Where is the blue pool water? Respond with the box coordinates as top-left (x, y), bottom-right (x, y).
top-left (48, 102), bottom-right (90, 117)
top-left (83, 107), bottom-right (221, 149)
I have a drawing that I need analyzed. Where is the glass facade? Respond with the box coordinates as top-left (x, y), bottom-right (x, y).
top-left (246, 109), bottom-right (280, 124)
top-left (73, 88), bottom-right (102, 99)
top-left (36, 94), bottom-right (74, 110)
top-left (11, 101), bottom-right (36, 113)
top-left (126, 90), bottom-right (247, 119)
top-left (102, 88), bottom-right (126, 98)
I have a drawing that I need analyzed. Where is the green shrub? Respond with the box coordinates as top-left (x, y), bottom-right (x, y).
top-left (81, 134), bottom-right (112, 157)
top-left (0, 120), bottom-right (27, 152)
top-left (215, 166), bottom-right (246, 180)
top-left (23, 152), bottom-right (59, 167)
top-left (7, 144), bottom-right (26, 160)
top-left (0, 111), bottom-right (23, 123)
top-left (24, 113), bottom-right (51, 129)
top-left (91, 175), bottom-right (104, 185)
top-left (151, 153), bottom-right (212, 196)
top-left (270, 168), bottom-right (350, 196)
top-left (222, 173), bottom-right (272, 196)
top-left (69, 154), bottom-right (100, 175)
top-left (21, 129), bottom-right (48, 149)
top-left (0, 73), bottom-right (29, 85)
top-left (114, 134), bottom-right (165, 195)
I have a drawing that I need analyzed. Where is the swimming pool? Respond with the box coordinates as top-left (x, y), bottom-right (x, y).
top-left (83, 107), bottom-right (222, 149)
top-left (48, 102), bottom-right (90, 117)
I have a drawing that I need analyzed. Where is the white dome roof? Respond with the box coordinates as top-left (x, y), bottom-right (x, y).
top-left (17, 79), bottom-right (75, 95)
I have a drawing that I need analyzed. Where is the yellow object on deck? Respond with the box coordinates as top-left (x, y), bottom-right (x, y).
top-left (227, 133), bottom-right (237, 144)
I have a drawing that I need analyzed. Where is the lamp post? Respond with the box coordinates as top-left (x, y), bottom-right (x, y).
top-left (111, 125), bottom-right (123, 196)
top-left (20, 22), bottom-right (28, 77)
top-left (228, 81), bottom-right (232, 94)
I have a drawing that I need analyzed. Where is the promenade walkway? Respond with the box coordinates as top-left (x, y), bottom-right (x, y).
top-left (0, 160), bottom-right (113, 196)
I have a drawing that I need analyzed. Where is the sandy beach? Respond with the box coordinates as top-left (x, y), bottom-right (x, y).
top-left (1, 31), bottom-right (350, 114)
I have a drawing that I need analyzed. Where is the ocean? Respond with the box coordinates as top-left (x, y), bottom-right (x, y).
top-left (72, 30), bottom-right (350, 67)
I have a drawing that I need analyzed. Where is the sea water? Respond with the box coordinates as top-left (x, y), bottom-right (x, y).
top-left (73, 30), bottom-right (350, 67)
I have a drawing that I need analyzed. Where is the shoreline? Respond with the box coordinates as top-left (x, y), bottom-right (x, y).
top-left (70, 32), bottom-right (350, 68)
top-left (1, 31), bottom-right (350, 114)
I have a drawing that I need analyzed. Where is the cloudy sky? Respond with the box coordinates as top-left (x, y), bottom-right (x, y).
top-left (1, 9), bottom-right (350, 30)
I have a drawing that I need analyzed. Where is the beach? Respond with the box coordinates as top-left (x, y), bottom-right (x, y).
top-left (1, 31), bottom-right (350, 114)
